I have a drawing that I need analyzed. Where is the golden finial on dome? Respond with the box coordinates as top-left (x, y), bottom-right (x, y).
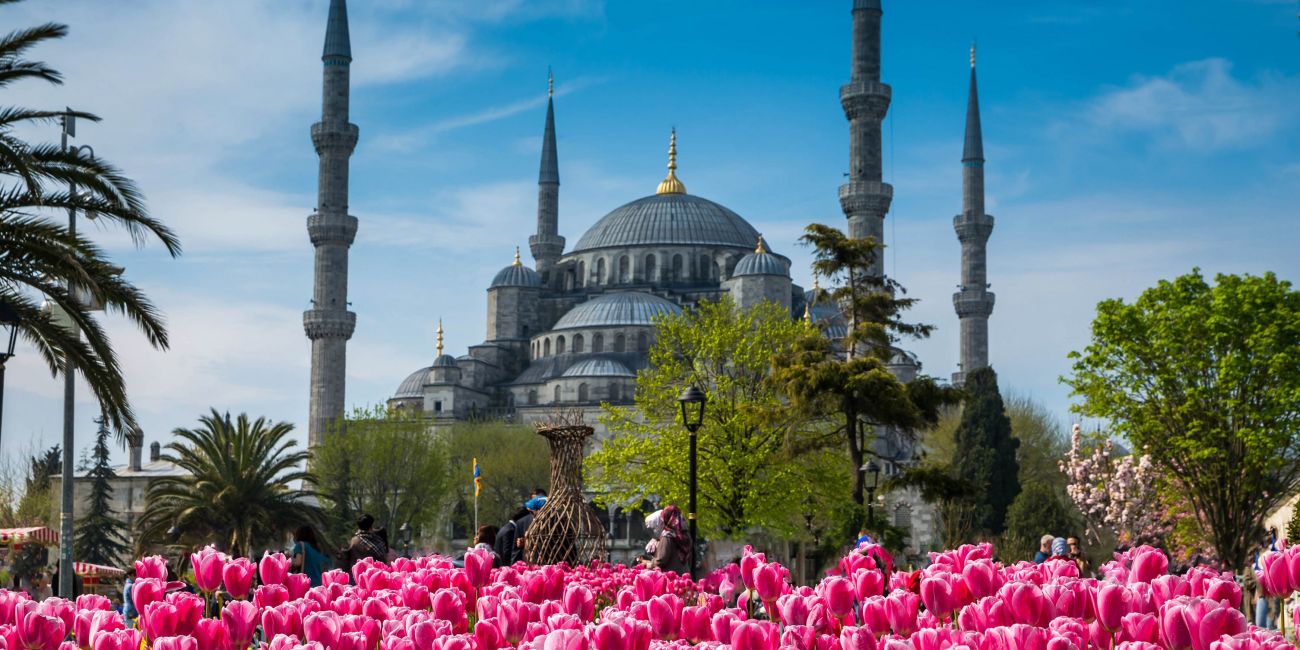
top-left (656, 128), bottom-right (687, 195)
top-left (513, 246), bottom-right (522, 266)
top-left (803, 302), bottom-right (812, 325)
top-left (436, 319), bottom-right (445, 357)
top-left (755, 235), bottom-right (768, 254)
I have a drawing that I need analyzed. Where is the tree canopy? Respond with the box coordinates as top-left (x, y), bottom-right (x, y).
top-left (1065, 269), bottom-right (1300, 571)
top-left (588, 297), bottom-right (843, 539)
top-left (441, 421), bottom-right (550, 537)
top-left (73, 418), bottom-right (128, 566)
top-left (950, 367), bottom-right (1019, 537)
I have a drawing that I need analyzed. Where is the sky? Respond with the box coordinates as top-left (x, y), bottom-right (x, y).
top-left (3, 0), bottom-right (1298, 466)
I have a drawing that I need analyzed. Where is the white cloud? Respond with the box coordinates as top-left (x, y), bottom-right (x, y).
top-left (1085, 58), bottom-right (1300, 150)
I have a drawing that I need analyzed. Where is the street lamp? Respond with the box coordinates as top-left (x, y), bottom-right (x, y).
top-left (863, 461), bottom-right (882, 534)
top-left (399, 522), bottom-right (413, 558)
top-left (0, 301), bottom-right (18, 449)
top-left (677, 385), bottom-right (707, 579)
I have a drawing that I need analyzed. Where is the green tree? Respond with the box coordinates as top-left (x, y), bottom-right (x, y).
top-left (14, 444), bottom-right (58, 525)
top-left (1066, 270), bottom-right (1300, 572)
top-left (0, 4), bottom-right (181, 438)
top-left (1001, 483), bottom-right (1075, 562)
top-left (135, 410), bottom-right (319, 557)
top-left (589, 297), bottom-right (841, 539)
top-left (442, 421), bottom-right (549, 538)
top-left (772, 224), bottom-right (957, 527)
top-left (73, 418), bottom-right (128, 565)
top-left (950, 367), bottom-right (1019, 537)
top-left (314, 406), bottom-right (449, 545)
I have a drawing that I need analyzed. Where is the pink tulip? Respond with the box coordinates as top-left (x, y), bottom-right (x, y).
top-left (153, 637), bottom-right (199, 650)
top-left (740, 551), bottom-right (766, 590)
top-left (167, 593), bottom-right (203, 637)
top-left (1120, 612), bottom-right (1159, 644)
top-left (589, 622), bottom-right (626, 650)
top-left (778, 595), bottom-right (811, 627)
top-left (219, 601), bottom-right (257, 650)
top-left (919, 576), bottom-right (957, 620)
top-left (1128, 548), bottom-right (1169, 585)
top-left (431, 589), bottom-right (466, 633)
top-left (192, 619), bottom-right (227, 650)
top-left (304, 611), bottom-right (341, 649)
top-left (1096, 583), bottom-right (1134, 632)
top-left (286, 574), bottom-right (312, 600)
top-left (135, 557), bottom-right (168, 582)
top-left (221, 558), bottom-right (255, 600)
top-left (474, 619), bottom-right (505, 650)
top-left (679, 606), bottom-right (710, 643)
top-left (853, 570), bottom-right (885, 600)
top-left (142, 602), bottom-right (179, 643)
top-left (781, 625), bottom-right (817, 650)
top-left (731, 620), bottom-right (777, 650)
top-left (821, 578), bottom-right (855, 620)
top-left (1192, 604), bottom-right (1246, 650)
top-left (884, 591), bottom-right (919, 637)
top-left (91, 630), bottom-right (144, 650)
top-left (561, 585), bottom-right (594, 622)
top-left (190, 547), bottom-right (226, 593)
top-left (464, 550), bottom-right (493, 588)
top-left (1003, 582), bottom-right (1054, 628)
top-left (18, 611), bottom-right (66, 650)
top-left (259, 552), bottom-right (290, 586)
top-left (537, 628), bottom-right (586, 650)
top-left (645, 595), bottom-right (681, 640)
top-left (1200, 578), bottom-right (1241, 609)
top-left (253, 584), bottom-right (290, 611)
top-left (754, 564), bottom-right (785, 603)
top-left (840, 626), bottom-right (876, 650)
top-left (710, 610), bottom-right (742, 644)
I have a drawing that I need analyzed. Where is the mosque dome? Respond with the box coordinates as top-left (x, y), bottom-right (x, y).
top-left (733, 236), bottom-right (789, 277)
top-left (569, 130), bottom-right (759, 253)
top-left (562, 358), bottom-right (637, 378)
top-left (490, 249), bottom-right (542, 288)
top-left (394, 366), bottom-right (431, 399)
top-left (552, 292), bottom-right (682, 330)
top-left (432, 354), bottom-right (458, 368)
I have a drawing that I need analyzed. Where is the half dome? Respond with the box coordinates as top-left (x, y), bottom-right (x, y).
top-left (394, 366), bottom-right (431, 398)
top-left (551, 292), bottom-right (682, 331)
top-left (570, 193), bottom-right (760, 253)
top-left (562, 358), bottom-right (636, 378)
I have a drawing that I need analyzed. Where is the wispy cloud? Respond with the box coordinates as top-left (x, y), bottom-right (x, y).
top-left (1084, 58), bottom-right (1300, 151)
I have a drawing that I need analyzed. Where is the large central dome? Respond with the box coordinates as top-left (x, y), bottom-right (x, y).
top-left (571, 193), bottom-right (761, 253)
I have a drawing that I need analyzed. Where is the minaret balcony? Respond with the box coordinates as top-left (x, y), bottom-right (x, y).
top-left (952, 213), bottom-right (994, 242)
top-left (839, 180), bottom-right (893, 215)
top-left (952, 290), bottom-right (995, 318)
top-left (311, 121), bottom-right (360, 155)
top-left (307, 212), bottom-right (358, 245)
top-left (303, 309), bottom-right (356, 340)
top-left (840, 81), bottom-right (891, 121)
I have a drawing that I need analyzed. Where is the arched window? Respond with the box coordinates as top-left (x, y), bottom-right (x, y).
top-left (637, 331), bottom-right (649, 353)
top-left (576, 261), bottom-right (585, 287)
top-left (700, 255), bottom-right (712, 281)
top-left (618, 256), bottom-right (630, 284)
top-left (556, 335), bottom-right (566, 355)
top-left (609, 382), bottom-right (620, 401)
top-left (614, 334), bottom-right (626, 353)
top-left (644, 255), bottom-right (657, 283)
top-left (528, 390), bottom-right (538, 405)
top-left (671, 254), bottom-right (683, 282)
top-left (593, 333), bottom-right (604, 353)
top-left (573, 334), bottom-right (585, 353)
top-left (578, 383), bottom-right (589, 402)
top-left (554, 385), bottom-right (562, 403)
top-left (595, 258), bottom-right (606, 285)
top-left (544, 339), bottom-right (551, 357)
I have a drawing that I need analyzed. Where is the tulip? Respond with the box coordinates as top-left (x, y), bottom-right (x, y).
top-left (740, 550), bottom-right (766, 590)
top-left (537, 629), bottom-right (586, 650)
top-left (919, 576), bottom-right (957, 620)
top-left (286, 574), bottom-right (312, 600)
top-left (645, 594), bottom-right (681, 640)
top-left (853, 569), bottom-right (885, 600)
top-left (781, 625), bottom-right (816, 650)
top-left (777, 595), bottom-right (811, 627)
top-left (192, 619), bottom-right (227, 650)
top-left (190, 547), bottom-right (226, 593)
top-left (839, 626), bottom-right (876, 650)
top-left (1003, 582), bottom-right (1054, 628)
top-left (678, 606), bottom-right (710, 643)
top-left (219, 601), bottom-right (257, 650)
top-left (562, 585), bottom-right (594, 622)
top-left (962, 559), bottom-right (998, 601)
top-left (168, 593), bottom-right (204, 637)
top-left (821, 578), bottom-right (856, 621)
top-left (710, 610), bottom-right (742, 644)
top-left (135, 557), bottom-right (168, 582)
top-left (304, 611), bottom-right (341, 649)
top-left (1120, 612), bottom-right (1159, 644)
top-left (474, 619), bottom-right (505, 650)
top-left (464, 549), bottom-right (493, 589)
top-left (731, 620), bottom-right (777, 650)
top-left (589, 622), bottom-right (627, 650)
top-left (260, 552), bottom-right (290, 586)
top-left (18, 611), bottom-right (66, 650)
top-left (221, 558), bottom-right (255, 600)
top-left (91, 630), bottom-right (143, 650)
top-left (1096, 583), bottom-right (1133, 632)
top-left (142, 602), bottom-right (179, 643)
top-left (1128, 548), bottom-right (1169, 585)
top-left (753, 564), bottom-right (785, 604)
top-left (153, 637), bottom-right (199, 650)
top-left (883, 591), bottom-right (919, 637)
top-left (1192, 604), bottom-right (1246, 650)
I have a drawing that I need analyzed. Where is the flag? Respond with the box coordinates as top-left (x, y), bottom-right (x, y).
top-left (473, 457), bottom-right (481, 496)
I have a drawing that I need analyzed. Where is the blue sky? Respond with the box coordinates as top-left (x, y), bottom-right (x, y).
top-left (4, 0), bottom-right (1298, 465)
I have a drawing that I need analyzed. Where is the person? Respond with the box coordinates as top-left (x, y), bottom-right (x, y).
top-left (342, 514), bottom-right (389, 575)
top-left (1034, 534), bottom-right (1055, 564)
top-left (855, 530), bottom-right (874, 548)
top-left (648, 504), bottom-right (692, 575)
top-left (469, 525), bottom-right (502, 567)
top-left (291, 525), bottom-right (330, 587)
top-left (122, 568), bottom-right (137, 625)
top-left (1049, 537), bottom-right (1069, 561)
top-left (495, 508), bottom-right (531, 565)
top-left (514, 496), bottom-right (547, 563)
top-left (1067, 537), bottom-right (1091, 576)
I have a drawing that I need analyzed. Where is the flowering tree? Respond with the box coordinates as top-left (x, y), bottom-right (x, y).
top-left (1059, 424), bottom-right (1167, 548)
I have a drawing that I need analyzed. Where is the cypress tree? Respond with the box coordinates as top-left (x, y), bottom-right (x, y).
top-left (73, 418), bottom-right (129, 566)
top-left (951, 367), bottom-right (1020, 536)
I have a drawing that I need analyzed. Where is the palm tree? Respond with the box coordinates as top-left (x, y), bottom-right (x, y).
top-left (136, 410), bottom-right (322, 557)
top-left (0, 2), bottom-right (181, 438)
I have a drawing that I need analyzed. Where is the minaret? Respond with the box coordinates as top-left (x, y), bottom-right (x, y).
top-left (303, 0), bottom-right (358, 446)
top-left (951, 44), bottom-right (995, 386)
top-left (529, 71), bottom-right (565, 277)
top-left (839, 0), bottom-right (893, 278)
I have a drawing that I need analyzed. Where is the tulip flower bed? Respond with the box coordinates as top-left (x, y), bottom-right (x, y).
top-left (0, 543), bottom-right (1288, 650)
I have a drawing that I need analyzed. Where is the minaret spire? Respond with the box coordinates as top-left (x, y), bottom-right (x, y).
top-left (952, 42), bottom-right (995, 386)
top-left (656, 128), bottom-right (686, 195)
top-left (529, 71), bottom-right (564, 277)
top-left (436, 319), bottom-right (445, 357)
top-left (839, 0), bottom-right (894, 279)
top-left (304, 0), bottom-right (359, 446)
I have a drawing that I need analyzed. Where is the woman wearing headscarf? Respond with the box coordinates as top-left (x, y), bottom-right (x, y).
top-left (647, 504), bottom-right (692, 575)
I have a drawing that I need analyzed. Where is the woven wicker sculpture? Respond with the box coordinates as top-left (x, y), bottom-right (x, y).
top-left (523, 410), bottom-right (608, 566)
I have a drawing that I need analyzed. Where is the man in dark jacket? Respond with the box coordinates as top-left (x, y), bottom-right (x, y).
top-left (494, 508), bottom-right (531, 564)
top-left (343, 513), bottom-right (388, 575)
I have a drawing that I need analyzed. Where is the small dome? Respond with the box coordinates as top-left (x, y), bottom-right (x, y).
top-left (394, 366), bottom-right (431, 398)
top-left (733, 250), bottom-right (788, 277)
top-left (562, 358), bottom-right (636, 378)
top-left (552, 292), bottom-right (682, 331)
top-left (490, 263), bottom-right (542, 289)
top-left (433, 354), bottom-right (458, 368)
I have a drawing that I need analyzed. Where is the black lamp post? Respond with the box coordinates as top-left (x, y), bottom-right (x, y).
top-left (677, 385), bottom-right (707, 578)
top-left (0, 301), bottom-right (18, 449)
top-left (864, 461), bottom-right (881, 532)
top-left (399, 522), bottom-right (413, 558)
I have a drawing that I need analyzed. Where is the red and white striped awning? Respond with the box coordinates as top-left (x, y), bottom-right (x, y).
top-left (74, 562), bottom-right (124, 578)
top-left (0, 527), bottom-right (59, 545)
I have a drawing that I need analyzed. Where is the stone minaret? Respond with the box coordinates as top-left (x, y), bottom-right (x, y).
top-left (529, 72), bottom-right (564, 278)
top-left (303, 0), bottom-right (358, 446)
top-left (951, 45), bottom-right (995, 386)
top-left (839, 0), bottom-right (893, 277)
